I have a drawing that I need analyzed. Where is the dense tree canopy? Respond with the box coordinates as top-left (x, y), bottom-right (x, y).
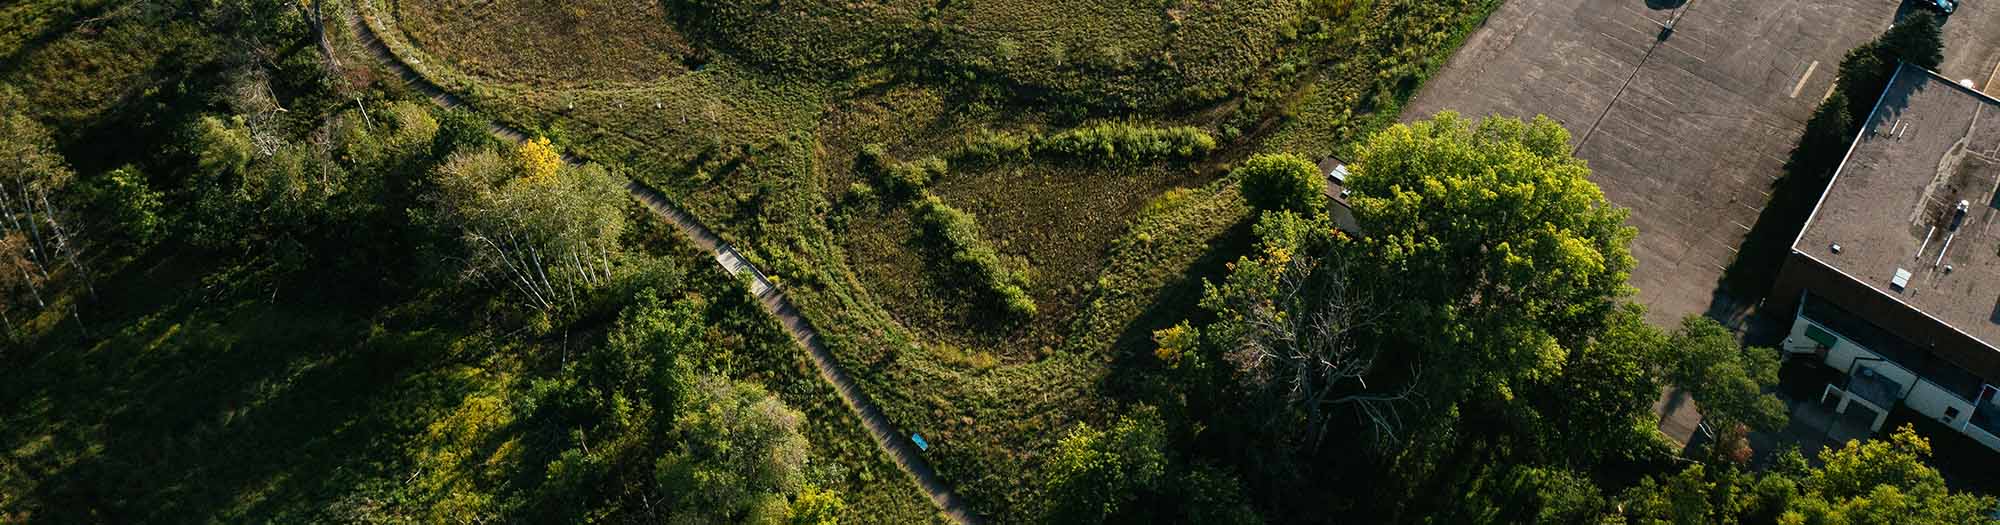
top-left (1044, 407), bottom-right (1169, 523)
top-left (0, 0), bottom-right (884, 522)
top-left (1835, 12), bottom-right (1943, 124)
top-left (1618, 427), bottom-right (1998, 525)
top-left (428, 144), bottom-right (628, 317)
top-left (1350, 112), bottom-right (1634, 398)
top-left (1664, 316), bottom-right (1786, 433)
top-left (1197, 211), bottom-right (1408, 448)
top-left (657, 376), bottom-right (814, 524)
top-left (1170, 114), bottom-right (1830, 523)
top-left (1236, 153), bottom-right (1326, 214)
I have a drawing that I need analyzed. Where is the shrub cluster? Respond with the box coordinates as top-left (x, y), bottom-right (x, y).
top-left (954, 129), bottom-right (1034, 164)
top-left (915, 196), bottom-right (1036, 320)
top-left (857, 143), bottom-right (947, 200)
top-left (1236, 153), bottom-right (1327, 215)
top-left (1033, 123), bottom-right (1217, 164)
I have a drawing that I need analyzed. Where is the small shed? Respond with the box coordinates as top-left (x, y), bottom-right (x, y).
top-left (1317, 156), bottom-right (1362, 234)
top-left (1316, 156), bottom-right (1349, 185)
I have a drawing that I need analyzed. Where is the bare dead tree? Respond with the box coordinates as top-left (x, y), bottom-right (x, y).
top-left (292, 0), bottom-right (340, 70)
top-left (0, 177), bottom-right (90, 338)
top-left (436, 157), bottom-right (622, 317)
top-left (38, 191), bottom-right (92, 301)
top-left (1222, 252), bottom-right (1419, 450)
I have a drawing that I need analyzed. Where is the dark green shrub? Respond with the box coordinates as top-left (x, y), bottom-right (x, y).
top-left (1835, 12), bottom-right (1943, 124)
top-left (81, 165), bottom-right (164, 250)
top-left (856, 144), bottom-right (945, 200)
top-left (856, 143), bottom-right (890, 174)
top-left (915, 196), bottom-right (1035, 320)
top-left (1034, 123), bottom-right (1216, 164)
top-left (884, 157), bottom-right (946, 198)
top-left (1236, 153), bottom-right (1326, 214)
top-left (955, 129), bottom-right (1033, 164)
top-left (1043, 406), bottom-right (1167, 522)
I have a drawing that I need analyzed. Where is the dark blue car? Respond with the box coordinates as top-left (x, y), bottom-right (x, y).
top-left (1923, 0), bottom-right (1956, 15)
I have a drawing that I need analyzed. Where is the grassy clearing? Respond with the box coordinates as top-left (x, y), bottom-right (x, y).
top-left (934, 0), bottom-right (1300, 110)
top-left (360, 0), bottom-right (828, 192)
top-left (810, 85), bottom-right (1220, 361)
top-left (665, 0), bottom-right (927, 78)
top-left (0, 0), bottom-right (112, 62)
top-left (395, 0), bottom-right (696, 87)
top-left (923, 159), bottom-right (1205, 355)
top-left (829, 175), bottom-right (1253, 516)
top-left (369, 0), bottom-right (1506, 518)
top-left (914, 196), bottom-right (1038, 321)
top-left (2, 5), bottom-right (204, 142)
top-left (1259, 0), bottom-right (1503, 157)
top-left (673, 0), bottom-right (1300, 110)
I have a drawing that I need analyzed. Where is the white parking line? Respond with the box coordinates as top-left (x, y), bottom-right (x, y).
top-left (1986, 59), bottom-right (2000, 96)
top-left (1790, 60), bottom-right (1819, 98)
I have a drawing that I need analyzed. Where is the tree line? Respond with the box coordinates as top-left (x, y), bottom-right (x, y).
top-left (1035, 112), bottom-right (1995, 524)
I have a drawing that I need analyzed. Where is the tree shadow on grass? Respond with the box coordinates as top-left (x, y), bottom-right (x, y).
top-left (0, 254), bottom-right (488, 522)
top-left (1094, 215), bottom-right (1259, 405)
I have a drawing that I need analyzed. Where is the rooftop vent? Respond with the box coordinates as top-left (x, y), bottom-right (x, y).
top-left (1892, 268), bottom-right (1913, 291)
top-left (1831, 242), bottom-right (1843, 254)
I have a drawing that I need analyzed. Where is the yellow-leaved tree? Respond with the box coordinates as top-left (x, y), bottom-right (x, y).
top-left (514, 136), bottom-right (563, 183)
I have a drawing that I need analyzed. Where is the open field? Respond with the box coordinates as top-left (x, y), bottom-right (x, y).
top-left (395, 0), bottom-right (695, 87)
top-left (672, 0), bottom-right (1299, 110)
top-left (1404, 0), bottom-right (1896, 325)
top-left (356, 0), bottom-right (1503, 518)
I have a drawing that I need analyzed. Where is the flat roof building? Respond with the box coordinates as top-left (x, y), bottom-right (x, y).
top-left (1773, 62), bottom-right (2000, 451)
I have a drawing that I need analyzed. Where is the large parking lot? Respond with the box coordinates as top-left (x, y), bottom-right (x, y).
top-left (1405, 0), bottom-right (1902, 325)
top-left (1933, 1), bottom-right (2000, 94)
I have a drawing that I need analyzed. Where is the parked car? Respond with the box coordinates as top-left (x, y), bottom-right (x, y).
top-left (1920, 0), bottom-right (1957, 15)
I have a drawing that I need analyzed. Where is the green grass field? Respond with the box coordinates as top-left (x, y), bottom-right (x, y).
top-left (365, 0), bottom-right (1502, 517)
top-left (396, 0), bottom-right (696, 87)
